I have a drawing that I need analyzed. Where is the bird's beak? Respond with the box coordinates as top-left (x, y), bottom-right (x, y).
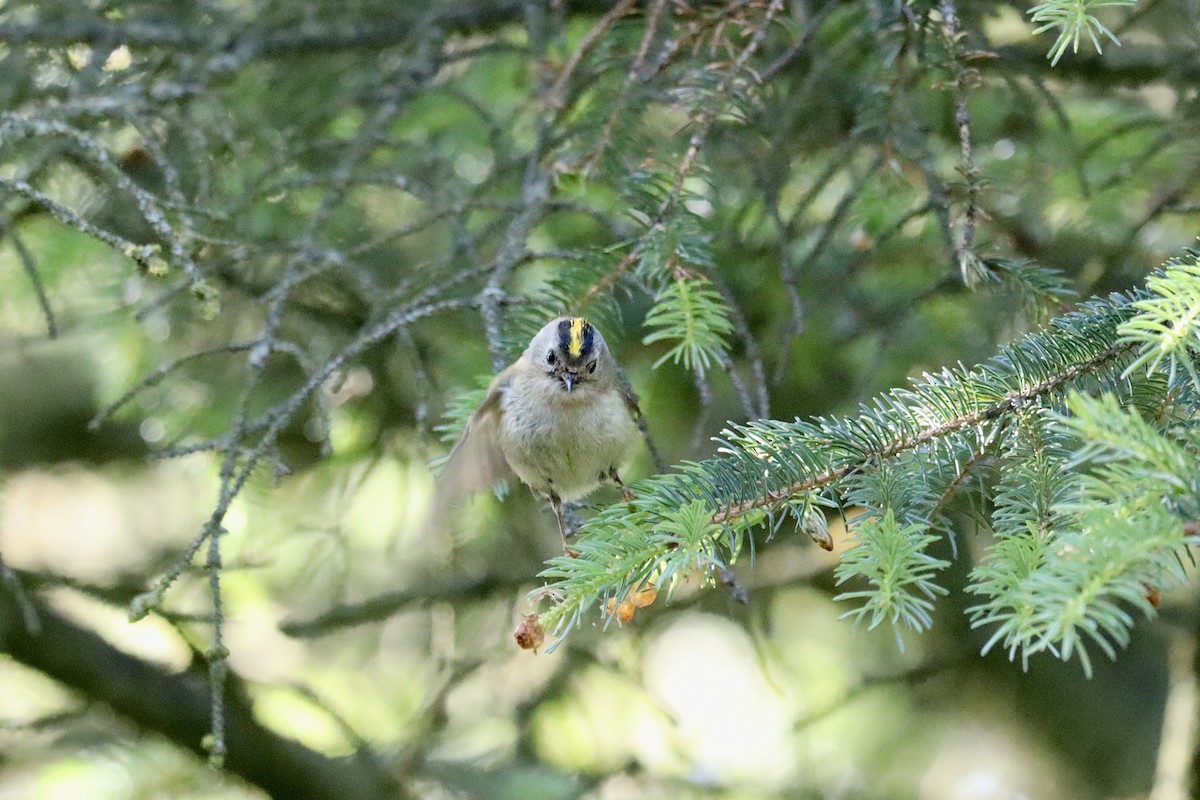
top-left (561, 371), bottom-right (576, 392)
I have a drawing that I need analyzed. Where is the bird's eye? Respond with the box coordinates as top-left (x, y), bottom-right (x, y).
top-left (546, 351), bottom-right (557, 365)
top-left (588, 360), bottom-right (597, 374)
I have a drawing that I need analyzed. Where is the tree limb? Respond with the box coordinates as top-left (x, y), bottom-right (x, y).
top-left (0, 585), bottom-right (410, 800)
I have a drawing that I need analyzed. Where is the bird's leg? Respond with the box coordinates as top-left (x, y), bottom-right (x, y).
top-left (549, 491), bottom-right (567, 542)
top-left (607, 467), bottom-right (636, 503)
top-left (549, 491), bottom-right (580, 557)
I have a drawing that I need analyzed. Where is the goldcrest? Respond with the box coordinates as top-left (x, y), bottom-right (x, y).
top-left (438, 317), bottom-right (643, 547)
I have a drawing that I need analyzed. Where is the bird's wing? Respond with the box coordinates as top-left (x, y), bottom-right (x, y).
top-left (436, 372), bottom-right (513, 503)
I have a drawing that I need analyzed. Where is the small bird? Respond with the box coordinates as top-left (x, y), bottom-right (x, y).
top-left (438, 317), bottom-right (644, 549)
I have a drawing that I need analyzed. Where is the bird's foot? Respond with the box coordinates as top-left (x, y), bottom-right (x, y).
top-left (607, 468), bottom-right (636, 503)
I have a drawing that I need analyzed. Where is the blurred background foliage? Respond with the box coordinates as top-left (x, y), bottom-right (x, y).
top-left (0, 0), bottom-right (1198, 798)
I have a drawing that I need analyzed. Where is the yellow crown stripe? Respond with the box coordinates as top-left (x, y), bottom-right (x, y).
top-left (567, 317), bottom-right (586, 357)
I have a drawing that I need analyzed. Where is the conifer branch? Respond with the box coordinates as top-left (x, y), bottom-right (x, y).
top-left (938, 0), bottom-right (985, 285)
top-left (710, 311), bottom-right (1135, 528)
top-left (1119, 257), bottom-right (1200, 390)
top-left (1028, 0), bottom-right (1137, 65)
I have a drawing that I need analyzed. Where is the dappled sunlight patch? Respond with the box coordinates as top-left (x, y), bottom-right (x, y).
top-left (644, 613), bottom-right (796, 789)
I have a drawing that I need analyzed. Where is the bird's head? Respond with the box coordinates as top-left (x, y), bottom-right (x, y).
top-left (528, 316), bottom-right (609, 394)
